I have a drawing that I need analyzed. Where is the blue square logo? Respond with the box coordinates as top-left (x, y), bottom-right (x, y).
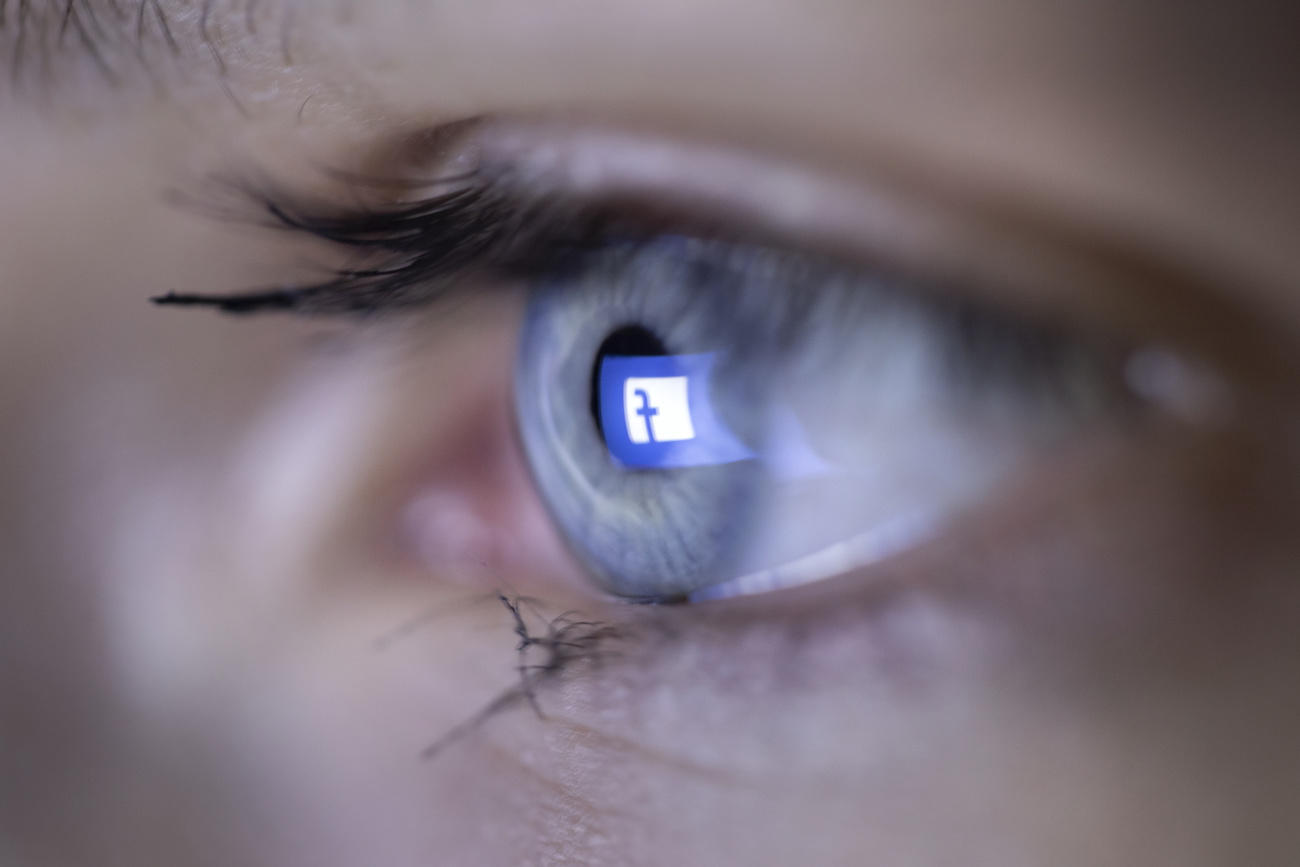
top-left (599, 354), bottom-right (755, 469)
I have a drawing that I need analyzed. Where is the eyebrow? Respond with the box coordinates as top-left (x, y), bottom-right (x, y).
top-left (1, 0), bottom-right (286, 90)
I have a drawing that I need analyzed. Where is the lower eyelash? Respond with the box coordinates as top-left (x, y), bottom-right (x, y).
top-left (420, 593), bottom-right (625, 761)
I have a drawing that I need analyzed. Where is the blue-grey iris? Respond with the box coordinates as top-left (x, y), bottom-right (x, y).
top-left (514, 237), bottom-right (1127, 601)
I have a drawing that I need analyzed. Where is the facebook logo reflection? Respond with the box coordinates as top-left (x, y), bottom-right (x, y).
top-left (624, 377), bottom-right (695, 444)
top-left (600, 353), bottom-right (754, 469)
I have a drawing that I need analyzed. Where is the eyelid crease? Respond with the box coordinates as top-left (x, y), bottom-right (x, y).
top-left (159, 117), bottom-right (1291, 392)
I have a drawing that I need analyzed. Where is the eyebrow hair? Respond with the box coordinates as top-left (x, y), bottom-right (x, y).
top-left (1, 0), bottom-right (287, 91)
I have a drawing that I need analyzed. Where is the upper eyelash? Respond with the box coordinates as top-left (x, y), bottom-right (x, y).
top-left (153, 134), bottom-right (1267, 394)
top-left (153, 171), bottom-right (614, 315)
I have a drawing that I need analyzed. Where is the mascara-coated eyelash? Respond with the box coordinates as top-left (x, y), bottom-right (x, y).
top-left (154, 172), bottom-right (621, 315)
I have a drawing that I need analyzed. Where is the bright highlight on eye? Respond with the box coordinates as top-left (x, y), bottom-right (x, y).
top-left (514, 235), bottom-right (1138, 603)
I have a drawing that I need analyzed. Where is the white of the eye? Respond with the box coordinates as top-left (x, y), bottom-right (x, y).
top-left (688, 511), bottom-right (937, 602)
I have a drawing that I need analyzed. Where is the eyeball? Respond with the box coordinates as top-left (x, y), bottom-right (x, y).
top-left (514, 237), bottom-right (1130, 602)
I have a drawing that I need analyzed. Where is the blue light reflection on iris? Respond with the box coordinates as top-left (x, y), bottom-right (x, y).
top-left (598, 353), bottom-right (756, 469)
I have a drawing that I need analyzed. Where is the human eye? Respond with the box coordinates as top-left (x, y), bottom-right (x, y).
top-left (162, 118), bottom-right (1242, 611)
top-left (516, 234), bottom-right (1133, 603)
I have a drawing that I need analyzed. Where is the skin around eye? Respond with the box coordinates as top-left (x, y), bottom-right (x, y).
top-left (3, 2), bottom-right (1300, 867)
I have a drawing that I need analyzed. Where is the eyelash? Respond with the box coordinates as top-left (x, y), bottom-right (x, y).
top-left (155, 166), bottom-right (1138, 416)
top-left (154, 172), bottom-right (624, 315)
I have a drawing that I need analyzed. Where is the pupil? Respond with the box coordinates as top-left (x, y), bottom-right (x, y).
top-left (591, 324), bottom-right (669, 440)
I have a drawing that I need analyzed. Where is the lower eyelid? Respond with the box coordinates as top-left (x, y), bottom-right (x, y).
top-left (583, 417), bottom-right (1234, 679)
top-left (443, 427), bottom-right (1281, 853)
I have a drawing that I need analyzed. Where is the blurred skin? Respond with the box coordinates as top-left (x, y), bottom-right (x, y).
top-left (2, 1), bottom-right (1299, 865)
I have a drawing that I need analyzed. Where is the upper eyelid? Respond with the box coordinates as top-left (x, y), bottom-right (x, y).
top-left (467, 121), bottom-right (1283, 382)
top-left (167, 116), bottom-right (1287, 386)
